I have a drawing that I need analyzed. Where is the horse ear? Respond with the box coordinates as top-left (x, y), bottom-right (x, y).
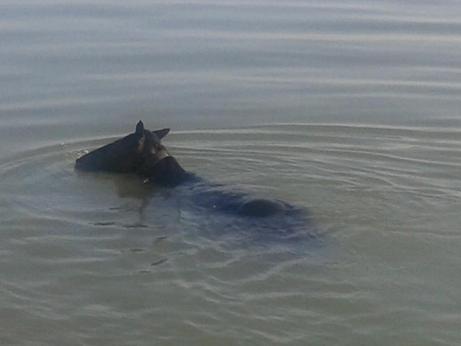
top-left (135, 121), bottom-right (144, 135)
top-left (152, 128), bottom-right (170, 140)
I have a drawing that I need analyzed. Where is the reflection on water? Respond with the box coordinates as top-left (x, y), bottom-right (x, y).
top-left (1, 0), bottom-right (461, 345)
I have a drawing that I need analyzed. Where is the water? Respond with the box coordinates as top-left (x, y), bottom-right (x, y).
top-left (1, 1), bottom-right (461, 345)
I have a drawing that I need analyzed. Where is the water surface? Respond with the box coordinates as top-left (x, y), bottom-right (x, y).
top-left (1, 1), bottom-right (461, 345)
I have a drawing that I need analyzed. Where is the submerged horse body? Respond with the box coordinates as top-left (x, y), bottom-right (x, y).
top-left (76, 121), bottom-right (314, 240)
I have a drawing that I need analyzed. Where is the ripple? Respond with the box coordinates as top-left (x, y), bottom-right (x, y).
top-left (1, 124), bottom-right (460, 345)
top-left (2, 123), bottom-right (459, 236)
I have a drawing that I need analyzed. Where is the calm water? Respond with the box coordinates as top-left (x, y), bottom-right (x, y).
top-left (1, 1), bottom-right (461, 345)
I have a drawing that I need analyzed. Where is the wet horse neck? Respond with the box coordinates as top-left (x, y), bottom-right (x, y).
top-left (140, 148), bottom-right (192, 187)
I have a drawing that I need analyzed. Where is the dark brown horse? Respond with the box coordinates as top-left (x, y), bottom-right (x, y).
top-left (76, 121), bottom-right (295, 218)
top-left (74, 119), bottom-right (322, 254)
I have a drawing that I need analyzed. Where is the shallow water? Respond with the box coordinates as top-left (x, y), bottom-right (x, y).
top-left (1, 1), bottom-right (461, 345)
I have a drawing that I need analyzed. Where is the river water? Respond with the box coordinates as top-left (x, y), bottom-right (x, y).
top-left (1, 1), bottom-right (461, 345)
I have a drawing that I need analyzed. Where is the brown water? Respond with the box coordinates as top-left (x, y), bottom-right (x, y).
top-left (1, 1), bottom-right (461, 345)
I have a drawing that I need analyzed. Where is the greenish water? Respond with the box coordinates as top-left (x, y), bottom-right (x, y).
top-left (1, 1), bottom-right (461, 345)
